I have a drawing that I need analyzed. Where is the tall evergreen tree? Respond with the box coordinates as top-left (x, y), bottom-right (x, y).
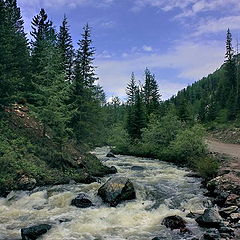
top-left (224, 29), bottom-right (237, 119)
top-left (125, 72), bottom-right (146, 140)
top-left (30, 8), bottom-right (56, 79)
top-left (126, 72), bottom-right (137, 105)
top-left (0, 0), bottom-right (29, 106)
top-left (129, 88), bottom-right (146, 139)
top-left (69, 24), bottom-right (101, 144)
top-left (30, 8), bottom-right (69, 151)
top-left (144, 68), bottom-right (161, 116)
top-left (57, 15), bottom-right (74, 82)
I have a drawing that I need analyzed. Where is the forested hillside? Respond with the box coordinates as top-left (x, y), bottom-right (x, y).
top-left (104, 30), bottom-right (240, 179)
top-left (166, 29), bottom-right (240, 125)
top-left (0, 0), bottom-right (236, 195)
top-left (0, 0), bottom-right (113, 195)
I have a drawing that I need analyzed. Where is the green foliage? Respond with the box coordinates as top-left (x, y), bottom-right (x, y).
top-left (194, 157), bottom-right (219, 180)
top-left (108, 124), bottom-right (130, 152)
top-left (168, 125), bottom-right (207, 163)
top-left (166, 29), bottom-right (240, 124)
top-left (141, 113), bottom-right (183, 155)
top-left (0, 0), bottom-right (29, 106)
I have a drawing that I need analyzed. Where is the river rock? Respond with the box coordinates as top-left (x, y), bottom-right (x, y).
top-left (98, 177), bottom-right (136, 207)
top-left (201, 229), bottom-right (220, 240)
top-left (186, 212), bottom-right (202, 219)
top-left (18, 175), bottom-right (37, 190)
top-left (71, 193), bottom-right (93, 208)
top-left (131, 166), bottom-right (145, 171)
top-left (219, 226), bottom-right (235, 234)
top-left (225, 194), bottom-right (240, 206)
top-left (162, 215), bottom-right (187, 230)
top-left (106, 151), bottom-right (116, 158)
top-left (185, 172), bottom-right (202, 178)
top-left (230, 213), bottom-right (240, 221)
top-left (196, 208), bottom-right (223, 228)
top-left (21, 224), bottom-right (51, 240)
top-left (219, 206), bottom-right (238, 218)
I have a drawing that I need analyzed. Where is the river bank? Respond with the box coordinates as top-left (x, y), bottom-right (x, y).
top-left (0, 147), bottom-right (210, 240)
top-left (1, 147), bottom-right (239, 240)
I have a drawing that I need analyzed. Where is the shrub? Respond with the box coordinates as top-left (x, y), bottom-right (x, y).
top-left (194, 157), bottom-right (219, 180)
top-left (107, 124), bottom-right (130, 152)
top-left (168, 125), bottom-right (207, 164)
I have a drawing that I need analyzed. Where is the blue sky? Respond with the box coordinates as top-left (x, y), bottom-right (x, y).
top-left (18, 0), bottom-right (240, 100)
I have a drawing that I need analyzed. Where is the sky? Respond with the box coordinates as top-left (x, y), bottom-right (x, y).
top-left (18, 0), bottom-right (240, 101)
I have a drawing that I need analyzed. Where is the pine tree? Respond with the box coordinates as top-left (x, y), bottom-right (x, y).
top-left (29, 8), bottom-right (69, 151)
top-left (30, 8), bottom-right (56, 79)
top-left (69, 24), bottom-right (101, 144)
top-left (57, 15), bottom-right (74, 82)
top-left (126, 72), bottom-right (137, 105)
top-left (144, 68), bottom-right (161, 116)
top-left (130, 88), bottom-right (146, 139)
top-left (225, 29), bottom-right (237, 119)
top-left (0, 0), bottom-right (29, 106)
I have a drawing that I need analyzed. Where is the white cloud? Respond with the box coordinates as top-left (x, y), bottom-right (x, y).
top-left (142, 45), bottom-right (153, 52)
top-left (133, 0), bottom-right (240, 18)
top-left (18, 0), bottom-right (115, 12)
top-left (96, 40), bottom-right (224, 100)
top-left (194, 16), bottom-right (240, 36)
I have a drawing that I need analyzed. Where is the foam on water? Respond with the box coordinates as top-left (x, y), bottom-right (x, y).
top-left (0, 147), bottom-right (208, 240)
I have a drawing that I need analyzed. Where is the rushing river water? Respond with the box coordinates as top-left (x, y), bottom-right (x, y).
top-left (0, 147), bottom-right (210, 240)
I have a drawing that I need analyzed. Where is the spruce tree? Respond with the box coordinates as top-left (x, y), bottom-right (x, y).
top-left (126, 72), bottom-right (137, 105)
top-left (224, 29), bottom-right (237, 120)
top-left (144, 68), bottom-right (161, 116)
top-left (69, 24), bottom-right (101, 144)
top-left (0, 0), bottom-right (29, 106)
top-left (57, 15), bottom-right (74, 82)
top-left (30, 8), bottom-right (56, 79)
top-left (30, 8), bottom-right (68, 151)
top-left (130, 88), bottom-right (146, 139)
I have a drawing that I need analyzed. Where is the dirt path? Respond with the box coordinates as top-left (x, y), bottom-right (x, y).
top-left (207, 139), bottom-right (240, 159)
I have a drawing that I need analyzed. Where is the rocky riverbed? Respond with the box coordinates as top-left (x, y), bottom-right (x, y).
top-left (0, 147), bottom-right (238, 240)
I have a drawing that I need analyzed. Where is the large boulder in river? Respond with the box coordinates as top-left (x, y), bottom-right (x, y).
top-left (71, 193), bottom-right (93, 208)
top-left (21, 224), bottom-right (51, 240)
top-left (162, 215), bottom-right (187, 230)
top-left (18, 175), bottom-right (37, 191)
top-left (196, 208), bottom-right (223, 228)
top-left (98, 177), bottom-right (136, 207)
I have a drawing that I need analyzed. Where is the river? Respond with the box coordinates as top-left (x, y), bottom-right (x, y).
top-left (0, 147), bottom-right (209, 240)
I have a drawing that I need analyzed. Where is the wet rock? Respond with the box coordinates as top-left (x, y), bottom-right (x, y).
top-left (162, 215), bottom-right (187, 230)
top-left (18, 175), bottom-right (37, 191)
top-left (207, 174), bottom-right (240, 197)
top-left (219, 206), bottom-right (238, 218)
top-left (131, 166), bottom-right (145, 171)
top-left (58, 218), bottom-right (72, 223)
top-left (186, 212), bottom-right (202, 219)
top-left (98, 177), bottom-right (136, 207)
top-left (230, 213), bottom-right (240, 221)
top-left (109, 166), bottom-right (117, 174)
top-left (201, 229), bottom-right (220, 240)
top-left (71, 193), bottom-right (93, 208)
top-left (106, 151), bottom-right (116, 158)
top-left (196, 208), bottom-right (223, 228)
top-left (225, 194), bottom-right (240, 206)
top-left (21, 224), bottom-right (51, 240)
top-left (213, 190), bottom-right (229, 207)
top-left (219, 226), bottom-right (234, 234)
top-left (185, 172), bottom-right (202, 178)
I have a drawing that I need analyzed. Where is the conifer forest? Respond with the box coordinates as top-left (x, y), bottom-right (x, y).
top-left (0, 1), bottom-right (240, 240)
